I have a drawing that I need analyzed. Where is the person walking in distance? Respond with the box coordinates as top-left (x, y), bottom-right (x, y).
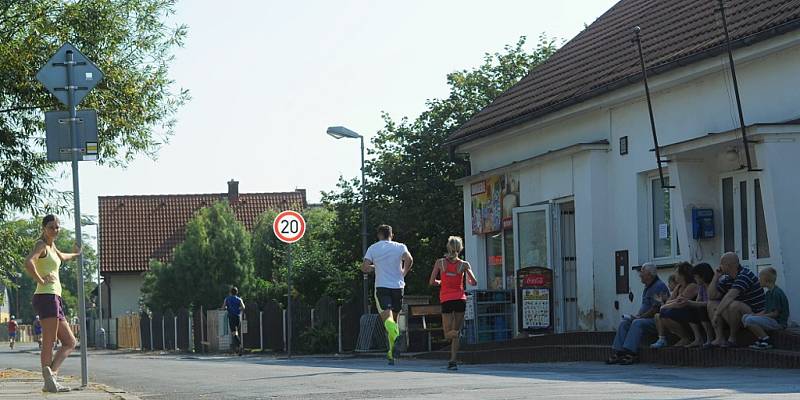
top-left (33, 315), bottom-right (43, 349)
top-left (24, 215), bottom-right (81, 392)
top-left (362, 224), bottom-right (413, 365)
top-left (429, 236), bottom-right (478, 370)
top-left (222, 286), bottom-right (245, 354)
top-left (7, 316), bottom-right (17, 349)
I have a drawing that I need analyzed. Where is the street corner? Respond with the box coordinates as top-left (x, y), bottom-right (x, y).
top-left (0, 368), bottom-right (141, 399)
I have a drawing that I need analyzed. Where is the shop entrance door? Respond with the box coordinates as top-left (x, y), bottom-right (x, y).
top-left (513, 204), bottom-right (560, 332)
top-left (721, 173), bottom-right (775, 273)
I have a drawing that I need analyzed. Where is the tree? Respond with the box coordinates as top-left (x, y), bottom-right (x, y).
top-left (0, 0), bottom-right (189, 220)
top-left (249, 206), bottom-right (357, 307)
top-left (141, 202), bottom-right (253, 312)
top-left (1, 217), bottom-right (97, 321)
top-left (323, 36), bottom-right (557, 296)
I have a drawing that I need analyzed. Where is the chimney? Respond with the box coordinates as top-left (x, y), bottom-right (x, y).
top-left (227, 179), bottom-right (239, 204)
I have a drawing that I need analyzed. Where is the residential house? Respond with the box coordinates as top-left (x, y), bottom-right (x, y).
top-left (98, 180), bottom-right (306, 317)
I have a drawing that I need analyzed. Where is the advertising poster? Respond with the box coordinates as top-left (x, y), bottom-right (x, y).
top-left (516, 267), bottom-right (553, 333)
top-left (522, 288), bottom-right (550, 330)
top-left (471, 172), bottom-right (519, 234)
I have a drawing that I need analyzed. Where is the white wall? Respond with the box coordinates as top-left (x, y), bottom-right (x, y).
top-left (108, 274), bottom-right (144, 318)
top-left (459, 35), bottom-right (800, 332)
top-left (757, 137), bottom-right (800, 322)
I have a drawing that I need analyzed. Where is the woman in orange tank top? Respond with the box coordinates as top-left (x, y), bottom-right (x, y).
top-left (429, 236), bottom-right (478, 370)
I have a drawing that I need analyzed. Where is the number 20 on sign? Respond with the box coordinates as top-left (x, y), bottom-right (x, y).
top-left (273, 210), bottom-right (306, 243)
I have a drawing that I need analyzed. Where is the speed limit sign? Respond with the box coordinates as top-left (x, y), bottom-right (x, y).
top-left (273, 210), bottom-right (306, 243)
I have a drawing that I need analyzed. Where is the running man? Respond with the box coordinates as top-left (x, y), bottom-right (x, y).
top-left (222, 286), bottom-right (245, 354)
top-left (362, 224), bottom-right (413, 365)
top-left (33, 315), bottom-right (43, 349)
top-left (429, 236), bottom-right (477, 370)
top-left (7, 316), bottom-right (17, 349)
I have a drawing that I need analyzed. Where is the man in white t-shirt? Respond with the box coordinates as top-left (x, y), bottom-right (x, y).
top-left (362, 224), bottom-right (413, 365)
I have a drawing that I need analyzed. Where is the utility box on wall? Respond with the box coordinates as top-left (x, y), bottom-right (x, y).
top-left (615, 250), bottom-right (629, 294)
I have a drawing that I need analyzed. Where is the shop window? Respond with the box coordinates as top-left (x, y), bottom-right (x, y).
top-left (486, 233), bottom-right (504, 289)
top-left (486, 229), bottom-right (515, 290)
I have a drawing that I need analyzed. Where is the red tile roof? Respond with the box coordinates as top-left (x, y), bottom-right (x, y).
top-left (99, 190), bottom-right (306, 273)
top-left (446, 0), bottom-right (800, 146)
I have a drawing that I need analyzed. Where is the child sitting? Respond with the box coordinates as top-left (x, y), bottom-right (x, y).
top-left (742, 267), bottom-right (789, 349)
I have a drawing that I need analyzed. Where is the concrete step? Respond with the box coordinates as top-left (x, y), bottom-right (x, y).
top-left (415, 330), bottom-right (800, 369)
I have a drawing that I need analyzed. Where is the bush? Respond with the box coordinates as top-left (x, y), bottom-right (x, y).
top-left (297, 323), bottom-right (337, 354)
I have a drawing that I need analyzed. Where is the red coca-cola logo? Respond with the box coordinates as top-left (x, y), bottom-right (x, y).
top-left (522, 274), bottom-right (549, 287)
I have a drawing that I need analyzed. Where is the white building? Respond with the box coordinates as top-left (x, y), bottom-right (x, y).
top-left (447, 0), bottom-right (800, 333)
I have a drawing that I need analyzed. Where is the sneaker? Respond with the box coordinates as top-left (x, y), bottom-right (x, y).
top-left (42, 366), bottom-right (58, 393)
top-left (447, 361), bottom-right (458, 371)
top-left (749, 339), bottom-right (774, 350)
top-left (387, 357), bottom-right (395, 366)
top-left (618, 353), bottom-right (638, 365)
top-left (650, 337), bottom-right (668, 349)
top-left (605, 352), bottom-right (622, 365)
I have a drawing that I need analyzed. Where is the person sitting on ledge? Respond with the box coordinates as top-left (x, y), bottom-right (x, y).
top-left (606, 262), bottom-right (669, 365)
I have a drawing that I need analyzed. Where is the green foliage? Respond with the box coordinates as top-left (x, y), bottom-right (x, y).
top-left (249, 207), bottom-right (357, 307)
top-left (0, 217), bottom-right (97, 322)
top-left (251, 210), bottom-right (282, 281)
top-left (297, 323), bottom-right (337, 354)
top-left (141, 201), bottom-right (253, 312)
top-left (323, 35), bottom-right (557, 296)
top-left (0, 0), bottom-right (189, 219)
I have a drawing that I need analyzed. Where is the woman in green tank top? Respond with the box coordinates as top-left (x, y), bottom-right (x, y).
top-left (24, 215), bottom-right (81, 392)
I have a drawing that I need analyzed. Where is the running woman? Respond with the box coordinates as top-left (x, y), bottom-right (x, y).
top-left (429, 236), bottom-right (477, 370)
top-left (24, 215), bottom-right (80, 393)
top-left (7, 316), bottom-right (17, 349)
top-left (362, 224), bottom-right (413, 365)
top-left (222, 286), bottom-right (245, 354)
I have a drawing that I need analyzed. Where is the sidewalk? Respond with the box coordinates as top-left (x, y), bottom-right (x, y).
top-left (0, 369), bottom-right (141, 399)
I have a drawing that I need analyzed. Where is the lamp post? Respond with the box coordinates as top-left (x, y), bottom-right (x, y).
top-left (326, 126), bottom-right (369, 315)
top-left (81, 216), bottom-right (104, 348)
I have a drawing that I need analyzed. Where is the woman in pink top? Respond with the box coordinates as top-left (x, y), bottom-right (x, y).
top-left (429, 236), bottom-right (478, 370)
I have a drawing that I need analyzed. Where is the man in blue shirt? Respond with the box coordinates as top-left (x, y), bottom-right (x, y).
top-left (607, 262), bottom-right (670, 365)
top-left (708, 252), bottom-right (765, 347)
top-left (222, 286), bottom-right (245, 353)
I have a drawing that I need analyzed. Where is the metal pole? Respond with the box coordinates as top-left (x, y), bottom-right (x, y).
top-left (360, 136), bottom-right (369, 315)
top-left (338, 305), bottom-right (343, 354)
top-left (632, 27), bottom-right (673, 189)
top-left (717, 0), bottom-right (758, 172)
top-left (287, 244), bottom-right (293, 358)
top-left (65, 49), bottom-right (89, 387)
top-left (259, 311), bottom-right (263, 351)
top-left (97, 264), bottom-right (103, 348)
top-left (174, 316), bottom-right (178, 351)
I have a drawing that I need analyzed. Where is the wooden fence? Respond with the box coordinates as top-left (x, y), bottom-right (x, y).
top-left (117, 314), bottom-right (141, 349)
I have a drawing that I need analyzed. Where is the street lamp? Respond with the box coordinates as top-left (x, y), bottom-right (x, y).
top-left (81, 216), bottom-right (105, 348)
top-left (326, 126), bottom-right (369, 315)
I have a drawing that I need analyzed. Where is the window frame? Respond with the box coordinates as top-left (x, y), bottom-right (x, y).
top-left (647, 174), bottom-right (681, 262)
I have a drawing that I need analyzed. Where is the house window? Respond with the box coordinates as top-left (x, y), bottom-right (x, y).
top-left (486, 229), bottom-right (515, 290)
top-left (486, 233), bottom-right (503, 289)
top-left (650, 176), bottom-right (680, 260)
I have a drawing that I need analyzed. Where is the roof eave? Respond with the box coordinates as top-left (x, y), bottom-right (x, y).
top-left (445, 17), bottom-right (800, 150)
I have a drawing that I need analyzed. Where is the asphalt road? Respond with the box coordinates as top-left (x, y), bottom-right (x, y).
top-left (2, 342), bottom-right (800, 399)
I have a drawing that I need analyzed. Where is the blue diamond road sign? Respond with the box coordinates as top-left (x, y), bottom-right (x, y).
top-left (36, 43), bottom-right (104, 107)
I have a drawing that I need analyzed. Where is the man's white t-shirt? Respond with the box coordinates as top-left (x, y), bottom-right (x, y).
top-left (364, 240), bottom-right (408, 289)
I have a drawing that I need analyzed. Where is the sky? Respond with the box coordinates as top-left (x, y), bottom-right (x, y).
top-left (53, 0), bottom-right (620, 236)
